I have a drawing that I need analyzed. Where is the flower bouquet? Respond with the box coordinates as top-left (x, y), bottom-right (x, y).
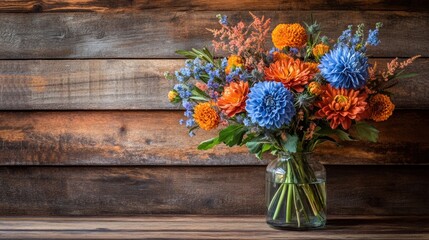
top-left (166, 13), bottom-right (419, 229)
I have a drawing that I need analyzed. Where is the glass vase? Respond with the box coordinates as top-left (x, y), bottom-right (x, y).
top-left (266, 152), bottom-right (326, 230)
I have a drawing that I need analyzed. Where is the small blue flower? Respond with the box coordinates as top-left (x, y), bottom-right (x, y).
top-left (185, 60), bottom-right (193, 68)
top-left (221, 58), bottom-right (228, 69)
top-left (337, 25), bottom-right (352, 45)
top-left (175, 71), bottom-right (185, 82)
top-left (350, 33), bottom-right (360, 47)
top-left (207, 79), bottom-right (219, 89)
top-left (182, 100), bottom-right (194, 110)
top-left (184, 110), bottom-right (193, 118)
top-left (319, 45), bottom-right (369, 89)
top-left (243, 118), bottom-right (251, 127)
top-left (179, 119), bottom-right (185, 125)
top-left (245, 82), bottom-right (296, 129)
top-left (204, 63), bottom-right (214, 73)
top-left (289, 48), bottom-right (299, 55)
top-left (180, 67), bottom-right (192, 78)
top-left (189, 131), bottom-right (196, 137)
top-left (366, 29), bottom-right (380, 46)
top-left (186, 119), bottom-right (195, 127)
top-left (218, 15), bottom-right (228, 25)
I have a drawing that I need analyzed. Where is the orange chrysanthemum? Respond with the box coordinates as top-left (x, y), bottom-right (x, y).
top-left (369, 94), bottom-right (395, 122)
top-left (315, 84), bottom-right (367, 130)
top-left (312, 44), bottom-right (330, 57)
top-left (225, 55), bottom-right (244, 74)
top-left (217, 81), bottom-right (249, 117)
top-left (272, 23), bottom-right (308, 49)
top-left (308, 81), bottom-right (324, 96)
top-left (193, 102), bottom-right (220, 130)
top-left (264, 58), bottom-right (317, 92)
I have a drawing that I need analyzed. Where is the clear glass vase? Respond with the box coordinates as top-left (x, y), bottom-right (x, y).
top-left (266, 152), bottom-right (326, 230)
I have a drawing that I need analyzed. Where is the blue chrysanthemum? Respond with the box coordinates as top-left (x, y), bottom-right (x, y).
top-left (319, 46), bottom-right (369, 89)
top-left (245, 82), bottom-right (295, 130)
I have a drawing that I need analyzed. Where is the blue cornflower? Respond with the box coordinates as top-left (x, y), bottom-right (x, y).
top-left (319, 45), bottom-right (369, 89)
top-left (245, 82), bottom-right (296, 130)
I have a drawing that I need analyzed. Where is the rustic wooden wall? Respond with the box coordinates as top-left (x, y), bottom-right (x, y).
top-left (0, 0), bottom-right (428, 216)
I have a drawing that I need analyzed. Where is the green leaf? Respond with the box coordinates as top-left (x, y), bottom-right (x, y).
top-left (218, 124), bottom-right (246, 147)
top-left (197, 137), bottom-right (221, 150)
top-left (316, 127), bottom-right (353, 141)
top-left (352, 122), bottom-right (379, 143)
top-left (175, 50), bottom-right (198, 59)
top-left (256, 143), bottom-right (272, 160)
top-left (191, 86), bottom-right (210, 98)
top-left (189, 96), bottom-right (208, 101)
top-left (284, 134), bottom-right (299, 153)
top-left (246, 137), bottom-right (265, 154)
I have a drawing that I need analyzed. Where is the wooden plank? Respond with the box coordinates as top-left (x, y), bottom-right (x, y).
top-left (0, 110), bottom-right (427, 166)
top-left (0, 0), bottom-right (427, 12)
top-left (0, 59), bottom-right (180, 110)
top-left (0, 58), bottom-right (427, 110)
top-left (0, 216), bottom-right (428, 240)
top-left (0, 11), bottom-right (426, 59)
top-left (0, 165), bottom-right (427, 216)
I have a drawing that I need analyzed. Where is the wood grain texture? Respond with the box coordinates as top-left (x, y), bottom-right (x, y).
top-left (0, 59), bottom-right (180, 110)
top-left (0, 110), bottom-right (427, 166)
top-left (0, 0), bottom-right (427, 12)
top-left (0, 216), bottom-right (428, 240)
top-left (0, 58), bottom-right (427, 110)
top-left (0, 11), bottom-right (426, 59)
top-left (0, 165), bottom-right (427, 216)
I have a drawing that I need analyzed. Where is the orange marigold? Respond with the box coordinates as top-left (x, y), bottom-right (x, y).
top-left (272, 23), bottom-right (308, 49)
top-left (217, 81), bottom-right (249, 117)
top-left (193, 102), bottom-right (220, 130)
top-left (369, 94), bottom-right (395, 122)
top-left (308, 81), bottom-right (324, 96)
top-left (312, 44), bottom-right (330, 57)
top-left (315, 84), bottom-right (367, 130)
top-left (265, 58), bottom-right (316, 92)
top-left (225, 55), bottom-right (244, 74)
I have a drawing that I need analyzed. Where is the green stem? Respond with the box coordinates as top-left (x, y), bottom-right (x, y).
top-left (285, 161), bottom-right (294, 223)
top-left (292, 185), bottom-right (301, 227)
top-left (273, 183), bottom-right (287, 220)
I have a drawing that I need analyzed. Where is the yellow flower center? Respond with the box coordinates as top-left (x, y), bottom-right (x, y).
top-left (333, 95), bottom-right (349, 111)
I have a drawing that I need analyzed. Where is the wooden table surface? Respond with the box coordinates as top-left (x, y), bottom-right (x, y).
top-left (0, 215), bottom-right (427, 239)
